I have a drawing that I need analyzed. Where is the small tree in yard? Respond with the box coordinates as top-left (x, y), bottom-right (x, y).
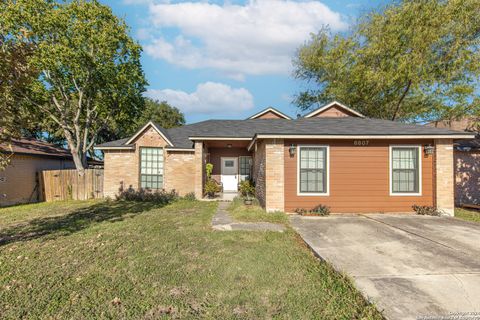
top-left (1, 0), bottom-right (147, 174)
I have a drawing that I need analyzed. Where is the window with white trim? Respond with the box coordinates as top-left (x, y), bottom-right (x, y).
top-left (391, 146), bottom-right (420, 194)
top-left (298, 146), bottom-right (328, 194)
top-left (140, 147), bottom-right (164, 189)
top-left (239, 156), bottom-right (252, 181)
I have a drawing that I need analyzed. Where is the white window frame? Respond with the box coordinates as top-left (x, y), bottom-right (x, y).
top-left (389, 145), bottom-right (422, 196)
top-left (297, 145), bottom-right (330, 196)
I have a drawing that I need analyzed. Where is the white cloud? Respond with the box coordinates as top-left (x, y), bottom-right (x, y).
top-left (146, 82), bottom-right (254, 114)
top-left (143, 0), bottom-right (347, 77)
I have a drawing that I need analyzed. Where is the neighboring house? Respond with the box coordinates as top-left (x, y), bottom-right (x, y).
top-left (0, 138), bottom-right (76, 206)
top-left (427, 118), bottom-right (480, 205)
top-left (95, 101), bottom-right (474, 215)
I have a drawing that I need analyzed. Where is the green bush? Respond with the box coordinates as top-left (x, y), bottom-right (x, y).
top-left (239, 180), bottom-right (255, 198)
top-left (183, 192), bottom-right (196, 201)
top-left (204, 179), bottom-right (221, 198)
top-left (116, 187), bottom-right (178, 204)
top-left (412, 205), bottom-right (439, 216)
top-left (295, 204), bottom-right (330, 216)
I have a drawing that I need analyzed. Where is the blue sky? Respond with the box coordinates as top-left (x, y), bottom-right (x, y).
top-left (103, 0), bottom-right (385, 123)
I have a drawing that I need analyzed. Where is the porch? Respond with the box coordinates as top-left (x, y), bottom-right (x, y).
top-left (194, 139), bottom-right (253, 199)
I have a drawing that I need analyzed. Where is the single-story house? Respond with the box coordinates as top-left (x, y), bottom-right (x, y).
top-left (427, 118), bottom-right (479, 206)
top-left (96, 101), bottom-right (474, 215)
top-left (0, 138), bottom-right (76, 206)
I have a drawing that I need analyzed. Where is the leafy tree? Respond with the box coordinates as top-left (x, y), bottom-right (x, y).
top-left (294, 0), bottom-right (480, 122)
top-left (137, 98), bottom-right (185, 129)
top-left (1, 0), bottom-right (147, 173)
top-left (0, 27), bottom-right (37, 169)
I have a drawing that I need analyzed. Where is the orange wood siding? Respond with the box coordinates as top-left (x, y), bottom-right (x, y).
top-left (310, 105), bottom-right (358, 118)
top-left (254, 111), bottom-right (285, 119)
top-left (284, 139), bottom-right (435, 213)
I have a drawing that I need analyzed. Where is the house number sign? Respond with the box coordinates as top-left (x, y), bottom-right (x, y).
top-left (353, 140), bottom-right (369, 146)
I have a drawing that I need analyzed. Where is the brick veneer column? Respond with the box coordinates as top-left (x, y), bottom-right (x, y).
top-left (435, 139), bottom-right (454, 216)
top-left (265, 138), bottom-right (285, 212)
top-left (194, 141), bottom-right (204, 199)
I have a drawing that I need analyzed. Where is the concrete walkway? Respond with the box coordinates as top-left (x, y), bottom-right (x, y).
top-left (290, 214), bottom-right (480, 320)
top-left (212, 202), bottom-right (285, 232)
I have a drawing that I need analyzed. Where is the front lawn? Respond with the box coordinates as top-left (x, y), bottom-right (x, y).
top-left (0, 200), bottom-right (382, 319)
top-left (455, 207), bottom-right (480, 223)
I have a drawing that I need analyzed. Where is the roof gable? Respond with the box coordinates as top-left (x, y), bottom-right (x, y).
top-left (248, 107), bottom-right (291, 120)
top-left (126, 121), bottom-right (174, 146)
top-left (304, 101), bottom-right (364, 118)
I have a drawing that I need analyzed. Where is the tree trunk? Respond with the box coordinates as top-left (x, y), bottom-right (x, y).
top-left (71, 150), bottom-right (86, 176)
top-left (391, 79), bottom-right (412, 121)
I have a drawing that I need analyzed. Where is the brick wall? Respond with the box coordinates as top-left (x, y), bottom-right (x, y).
top-left (194, 141), bottom-right (205, 199)
top-left (103, 150), bottom-right (136, 198)
top-left (454, 150), bottom-right (480, 205)
top-left (252, 140), bottom-right (266, 207)
top-left (435, 139), bottom-right (454, 216)
top-left (265, 138), bottom-right (285, 212)
top-left (164, 151), bottom-right (195, 196)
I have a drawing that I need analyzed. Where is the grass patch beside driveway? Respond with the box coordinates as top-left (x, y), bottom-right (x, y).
top-left (455, 207), bottom-right (480, 223)
top-left (228, 197), bottom-right (288, 225)
top-left (0, 200), bottom-right (381, 319)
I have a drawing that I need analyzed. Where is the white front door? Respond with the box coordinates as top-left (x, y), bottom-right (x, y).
top-left (221, 157), bottom-right (238, 192)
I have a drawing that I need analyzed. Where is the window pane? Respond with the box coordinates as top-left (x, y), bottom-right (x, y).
top-left (392, 147), bottom-right (419, 193)
top-left (140, 147), bottom-right (164, 189)
top-left (299, 147), bottom-right (327, 193)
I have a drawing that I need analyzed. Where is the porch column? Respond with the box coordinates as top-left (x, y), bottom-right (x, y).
top-left (265, 138), bottom-right (285, 212)
top-left (194, 141), bottom-right (204, 199)
top-left (435, 139), bottom-right (454, 216)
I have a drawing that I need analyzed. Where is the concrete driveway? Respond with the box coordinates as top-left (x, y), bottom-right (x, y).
top-left (290, 214), bottom-right (480, 320)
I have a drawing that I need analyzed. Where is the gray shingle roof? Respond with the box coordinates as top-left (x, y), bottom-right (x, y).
top-left (96, 117), bottom-right (472, 149)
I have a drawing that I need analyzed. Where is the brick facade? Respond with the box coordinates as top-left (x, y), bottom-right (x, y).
top-left (252, 140), bottom-right (266, 207)
top-left (103, 125), bottom-right (196, 198)
top-left (164, 151), bottom-right (195, 196)
top-left (194, 141), bottom-right (205, 199)
top-left (435, 139), bottom-right (454, 216)
top-left (265, 139), bottom-right (285, 212)
top-left (103, 150), bottom-right (137, 198)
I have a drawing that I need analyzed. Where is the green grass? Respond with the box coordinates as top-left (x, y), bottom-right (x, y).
top-left (455, 207), bottom-right (480, 223)
top-left (0, 199), bottom-right (382, 319)
top-left (228, 197), bottom-right (289, 224)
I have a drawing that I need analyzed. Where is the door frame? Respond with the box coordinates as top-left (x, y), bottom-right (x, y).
top-left (220, 157), bottom-right (239, 192)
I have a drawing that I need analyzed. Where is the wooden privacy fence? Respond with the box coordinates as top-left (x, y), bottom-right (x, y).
top-left (40, 169), bottom-right (104, 202)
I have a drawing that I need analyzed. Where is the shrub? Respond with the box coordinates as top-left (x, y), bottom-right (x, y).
top-left (311, 204), bottom-right (330, 216)
top-left (116, 187), bottom-right (178, 204)
top-left (183, 192), bottom-right (196, 201)
top-left (295, 204), bottom-right (330, 216)
top-left (204, 179), bottom-right (221, 198)
top-left (294, 208), bottom-right (307, 214)
top-left (205, 163), bottom-right (214, 179)
top-left (412, 205), bottom-right (439, 216)
top-left (239, 180), bottom-right (255, 198)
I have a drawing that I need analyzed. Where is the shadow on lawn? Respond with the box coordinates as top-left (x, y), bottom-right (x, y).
top-left (0, 201), bottom-right (160, 247)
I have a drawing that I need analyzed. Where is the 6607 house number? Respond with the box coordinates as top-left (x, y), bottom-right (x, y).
top-left (354, 140), bottom-right (369, 146)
